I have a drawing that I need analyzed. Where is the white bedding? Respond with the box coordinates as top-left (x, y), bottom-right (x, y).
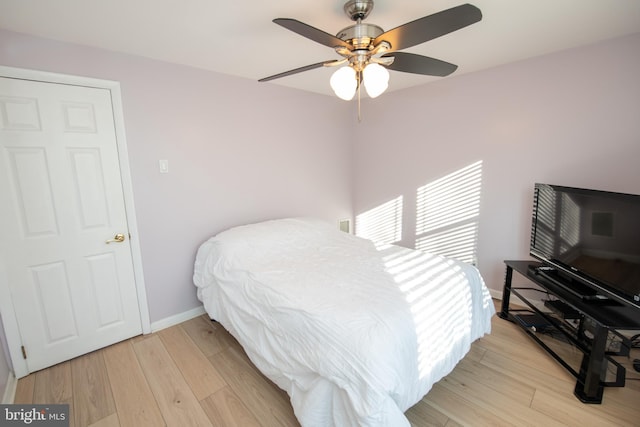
top-left (193, 218), bottom-right (494, 427)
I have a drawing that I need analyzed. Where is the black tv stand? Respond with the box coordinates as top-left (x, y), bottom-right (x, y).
top-left (500, 260), bottom-right (640, 404)
top-left (533, 266), bottom-right (598, 298)
top-left (582, 296), bottom-right (623, 306)
top-left (533, 268), bottom-right (624, 307)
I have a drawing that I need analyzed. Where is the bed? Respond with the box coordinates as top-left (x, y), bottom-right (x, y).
top-left (193, 217), bottom-right (495, 427)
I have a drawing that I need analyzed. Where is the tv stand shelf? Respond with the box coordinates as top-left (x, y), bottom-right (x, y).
top-left (499, 260), bottom-right (640, 404)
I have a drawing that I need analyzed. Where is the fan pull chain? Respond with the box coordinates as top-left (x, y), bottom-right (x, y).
top-left (357, 71), bottom-right (362, 122)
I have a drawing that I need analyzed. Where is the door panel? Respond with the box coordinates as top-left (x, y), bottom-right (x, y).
top-left (0, 76), bottom-right (142, 373)
top-left (31, 261), bottom-right (78, 344)
top-left (0, 95), bottom-right (42, 131)
top-left (69, 148), bottom-right (110, 229)
top-left (6, 147), bottom-right (59, 236)
top-left (86, 252), bottom-right (124, 327)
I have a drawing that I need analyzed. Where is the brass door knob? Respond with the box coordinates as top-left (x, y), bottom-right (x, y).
top-left (106, 233), bottom-right (126, 244)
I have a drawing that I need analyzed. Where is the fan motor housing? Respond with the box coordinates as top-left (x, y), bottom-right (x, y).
top-left (344, 0), bottom-right (375, 21)
top-left (336, 23), bottom-right (383, 49)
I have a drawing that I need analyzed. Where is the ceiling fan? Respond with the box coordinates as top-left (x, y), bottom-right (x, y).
top-left (259, 1), bottom-right (482, 100)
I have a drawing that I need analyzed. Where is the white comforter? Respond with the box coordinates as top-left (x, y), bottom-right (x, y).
top-left (193, 218), bottom-right (494, 427)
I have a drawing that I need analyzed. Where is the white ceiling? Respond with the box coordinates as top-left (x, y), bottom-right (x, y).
top-left (1, 0), bottom-right (640, 97)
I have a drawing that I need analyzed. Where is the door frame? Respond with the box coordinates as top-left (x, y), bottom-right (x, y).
top-left (0, 66), bottom-right (151, 378)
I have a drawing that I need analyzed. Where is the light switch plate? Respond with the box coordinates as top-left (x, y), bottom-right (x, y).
top-left (159, 159), bottom-right (169, 174)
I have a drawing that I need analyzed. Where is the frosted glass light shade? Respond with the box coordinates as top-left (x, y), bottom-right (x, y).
top-left (363, 63), bottom-right (389, 98)
top-left (330, 67), bottom-right (357, 101)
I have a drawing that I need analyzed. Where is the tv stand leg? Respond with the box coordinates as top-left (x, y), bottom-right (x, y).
top-left (499, 265), bottom-right (513, 320)
top-left (574, 323), bottom-right (607, 403)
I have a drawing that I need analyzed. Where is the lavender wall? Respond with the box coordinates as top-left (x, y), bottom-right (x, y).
top-left (0, 30), bottom-right (354, 325)
top-left (1, 28), bottom-right (639, 384)
top-left (353, 33), bottom-right (640, 294)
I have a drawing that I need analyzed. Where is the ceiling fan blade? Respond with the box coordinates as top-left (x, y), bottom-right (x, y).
top-left (274, 18), bottom-right (352, 50)
top-left (383, 52), bottom-right (458, 77)
top-left (374, 3), bottom-right (482, 52)
top-left (258, 60), bottom-right (341, 82)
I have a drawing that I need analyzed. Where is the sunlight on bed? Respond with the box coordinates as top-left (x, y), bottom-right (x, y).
top-left (378, 243), bottom-right (475, 379)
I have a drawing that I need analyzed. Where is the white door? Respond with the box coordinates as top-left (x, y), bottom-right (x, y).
top-left (0, 76), bottom-right (143, 373)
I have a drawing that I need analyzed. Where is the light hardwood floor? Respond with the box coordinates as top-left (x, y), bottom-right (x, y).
top-left (14, 302), bottom-right (640, 427)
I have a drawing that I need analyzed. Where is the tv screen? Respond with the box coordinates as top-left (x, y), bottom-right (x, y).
top-left (530, 183), bottom-right (640, 309)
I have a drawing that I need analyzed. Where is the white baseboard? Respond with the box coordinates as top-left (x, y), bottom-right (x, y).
top-left (150, 306), bottom-right (206, 333)
top-left (2, 372), bottom-right (17, 404)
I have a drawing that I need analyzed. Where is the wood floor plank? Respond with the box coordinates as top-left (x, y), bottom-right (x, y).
top-left (133, 334), bottom-right (212, 427)
top-left (88, 413), bottom-right (120, 427)
top-left (13, 373), bottom-right (35, 404)
top-left (459, 342), bottom-right (486, 363)
top-left (424, 382), bottom-right (516, 427)
top-left (102, 340), bottom-right (165, 427)
top-left (33, 361), bottom-right (75, 427)
top-left (211, 346), bottom-right (299, 427)
top-left (159, 325), bottom-right (226, 400)
top-left (454, 357), bottom-right (536, 406)
top-left (596, 385), bottom-right (640, 425)
top-left (33, 360), bottom-right (72, 404)
top-left (180, 315), bottom-right (235, 357)
top-left (70, 350), bottom-right (116, 427)
top-left (535, 379), bottom-right (640, 427)
top-left (477, 322), bottom-right (573, 380)
top-left (200, 386), bottom-right (261, 427)
top-left (479, 343), bottom-right (576, 396)
top-left (531, 387), bottom-right (625, 427)
top-left (438, 366), bottom-right (565, 426)
top-left (406, 399), bottom-right (450, 427)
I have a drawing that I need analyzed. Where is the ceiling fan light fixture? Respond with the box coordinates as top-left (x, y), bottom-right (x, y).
top-left (261, 3), bottom-right (483, 105)
top-left (330, 66), bottom-right (357, 101)
top-left (363, 63), bottom-right (389, 98)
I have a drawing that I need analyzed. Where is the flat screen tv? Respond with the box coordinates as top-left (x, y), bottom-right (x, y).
top-left (530, 183), bottom-right (640, 310)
